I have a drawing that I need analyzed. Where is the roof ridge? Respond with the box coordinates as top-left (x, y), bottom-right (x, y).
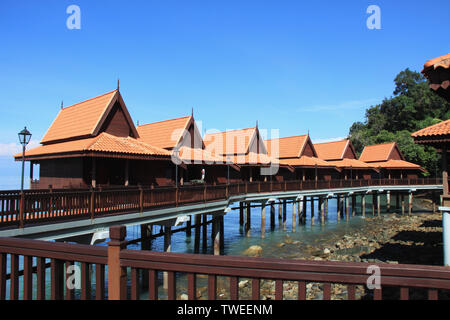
top-left (61, 89), bottom-right (118, 110)
top-left (204, 127), bottom-right (256, 136)
top-left (137, 115), bottom-right (191, 127)
top-left (266, 134), bottom-right (308, 142)
top-left (313, 139), bottom-right (348, 146)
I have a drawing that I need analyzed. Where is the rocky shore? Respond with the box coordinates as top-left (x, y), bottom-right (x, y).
top-left (176, 196), bottom-right (447, 300)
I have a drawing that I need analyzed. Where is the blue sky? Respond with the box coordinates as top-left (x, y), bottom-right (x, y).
top-left (0, 0), bottom-right (449, 189)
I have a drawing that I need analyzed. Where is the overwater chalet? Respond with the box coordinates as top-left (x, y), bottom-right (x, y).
top-left (13, 89), bottom-right (176, 189)
top-left (359, 142), bottom-right (425, 179)
top-left (412, 52), bottom-right (450, 266)
top-left (314, 139), bottom-right (378, 180)
top-left (265, 134), bottom-right (340, 181)
top-left (203, 126), bottom-right (280, 182)
top-left (137, 115), bottom-right (239, 185)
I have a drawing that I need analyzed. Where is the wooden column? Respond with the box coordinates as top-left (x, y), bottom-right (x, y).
top-left (310, 197), bottom-right (314, 225)
top-left (302, 198), bottom-right (307, 224)
top-left (351, 195), bottom-right (356, 216)
top-left (202, 214), bottom-right (208, 252)
top-left (194, 214), bottom-right (201, 253)
top-left (292, 200), bottom-right (297, 232)
top-left (107, 226), bottom-right (127, 300)
top-left (186, 215), bottom-right (192, 237)
top-left (298, 197), bottom-right (304, 225)
top-left (278, 202), bottom-right (283, 220)
top-left (29, 162), bottom-right (33, 187)
top-left (345, 196), bottom-right (349, 220)
top-left (372, 194), bottom-right (376, 216)
top-left (401, 194), bottom-right (405, 215)
top-left (324, 197), bottom-right (329, 219)
top-left (377, 193), bottom-right (381, 216)
top-left (409, 192), bottom-right (413, 216)
top-left (239, 202), bottom-right (244, 226)
top-left (282, 200), bottom-right (287, 229)
top-left (362, 195), bottom-right (366, 217)
top-left (261, 202), bottom-right (266, 239)
top-left (91, 157), bottom-right (96, 188)
top-left (124, 159), bottom-right (129, 186)
top-left (337, 195), bottom-right (341, 221)
top-left (443, 143), bottom-right (448, 195)
top-left (386, 191), bottom-right (391, 213)
top-left (163, 225), bottom-right (172, 288)
top-left (320, 197), bottom-right (325, 224)
top-left (213, 216), bottom-right (221, 256)
top-left (245, 202), bottom-right (251, 237)
top-left (270, 202), bottom-right (275, 230)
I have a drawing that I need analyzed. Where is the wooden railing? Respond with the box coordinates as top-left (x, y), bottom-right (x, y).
top-left (0, 178), bottom-right (442, 229)
top-left (1, 225), bottom-right (449, 300)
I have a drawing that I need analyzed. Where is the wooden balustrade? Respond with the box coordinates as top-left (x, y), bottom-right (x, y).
top-left (2, 225), bottom-right (449, 300)
top-left (0, 178), bottom-right (442, 229)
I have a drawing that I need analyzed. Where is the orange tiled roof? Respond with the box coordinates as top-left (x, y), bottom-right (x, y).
top-left (265, 135), bottom-right (312, 158)
top-left (411, 119), bottom-right (450, 138)
top-left (326, 158), bottom-right (378, 171)
top-left (359, 142), bottom-right (402, 162)
top-left (14, 132), bottom-right (170, 159)
top-left (279, 156), bottom-right (338, 169)
top-left (314, 139), bottom-right (354, 161)
top-left (177, 146), bottom-right (228, 164)
top-left (204, 127), bottom-right (258, 156)
top-left (137, 116), bottom-right (192, 149)
top-left (41, 90), bottom-right (118, 144)
top-left (423, 53), bottom-right (450, 71)
top-left (368, 160), bottom-right (425, 172)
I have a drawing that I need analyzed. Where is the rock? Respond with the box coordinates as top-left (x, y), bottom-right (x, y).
top-left (276, 243), bottom-right (285, 248)
top-left (323, 248), bottom-right (331, 255)
top-left (239, 280), bottom-right (249, 289)
top-left (243, 245), bottom-right (263, 257)
top-left (180, 293), bottom-right (188, 300)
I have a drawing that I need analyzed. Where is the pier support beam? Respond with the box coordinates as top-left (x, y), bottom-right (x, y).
top-left (245, 203), bottom-right (251, 237)
top-left (337, 195), bottom-right (341, 221)
top-left (283, 200), bottom-right (287, 230)
top-left (409, 192), bottom-right (413, 216)
top-left (401, 194), bottom-right (405, 215)
top-left (261, 202), bottom-right (266, 239)
top-left (372, 194), bottom-right (376, 216)
top-left (202, 214), bottom-right (208, 252)
top-left (270, 202), bottom-right (275, 231)
top-left (239, 202), bottom-right (244, 226)
top-left (362, 195), bottom-right (366, 217)
top-left (302, 198), bottom-right (307, 224)
top-left (377, 193), bottom-right (381, 216)
top-left (186, 215), bottom-right (192, 237)
top-left (212, 215), bottom-right (222, 256)
top-left (194, 214), bottom-right (201, 253)
top-left (310, 197), bottom-right (314, 225)
top-left (278, 202), bottom-right (283, 221)
top-left (352, 195), bottom-right (356, 216)
top-left (163, 224), bottom-right (172, 289)
top-left (292, 200), bottom-right (297, 232)
top-left (387, 191), bottom-right (391, 213)
top-left (320, 197), bottom-right (325, 224)
top-left (345, 196), bottom-right (349, 220)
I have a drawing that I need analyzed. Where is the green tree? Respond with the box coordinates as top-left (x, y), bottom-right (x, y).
top-left (349, 68), bottom-right (449, 176)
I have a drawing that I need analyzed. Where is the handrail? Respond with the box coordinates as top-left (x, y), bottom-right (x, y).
top-left (0, 178), bottom-right (443, 229)
top-left (1, 225), bottom-right (449, 300)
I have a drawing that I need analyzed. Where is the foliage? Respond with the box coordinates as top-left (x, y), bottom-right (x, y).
top-left (348, 68), bottom-right (450, 176)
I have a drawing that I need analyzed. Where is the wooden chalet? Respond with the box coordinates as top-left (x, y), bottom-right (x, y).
top-left (137, 115), bottom-right (238, 185)
top-left (265, 134), bottom-right (340, 181)
top-left (14, 89), bottom-right (173, 189)
top-left (359, 142), bottom-right (425, 179)
top-left (203, 126), bottom-right (280, 182)
top-left (314, 139), bottom-right (378, 180)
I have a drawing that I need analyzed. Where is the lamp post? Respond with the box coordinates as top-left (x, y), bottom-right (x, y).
top-left (18, 127), bottom-right (32, 193)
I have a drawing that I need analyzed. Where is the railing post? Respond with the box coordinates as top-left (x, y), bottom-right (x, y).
top-left (19, 192), bottom-right (24, 228)
top-left (90, 188), bottom-right (95, 219)
top-left (108, 225), bottom-right (127, 300)
top-left (139, 186), bottom-right (144, 213)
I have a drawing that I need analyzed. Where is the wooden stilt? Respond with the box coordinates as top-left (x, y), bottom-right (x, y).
top-left (401, 195), bottom-right (405, 215)
top-left (320, 197), bottom-right (325, 224)
top-left (239, 202), bottom-right (244, 226)
top-left (352, 195), bottom-right (356, 216)
top-left (292, 200), bottom-right (297, 232)
top-left (270, 203), bottom-right (275, 230)
top-left (163, 225), bottom-right (172, 289)
top-left (409, 192), bottom-right (413, 216)
top-left (337, 195), bottom-right (341, 220)
top-left (282, 200), bottom-right (287, 230)
top-left (186, 215), bottom-right (192, 237)
top-left (261, 202), bottom-right (266, 239)
top-left (377, 193), bottom-right (381, 216)
top-left (310, 197), bottom-right (314, 225)
top-left (202, 214), bottom-right (208, 252)
top-left (387, 191), bottom-right (391, 213)
top-left (372, 194), bottom-right (376, 216)
top-left (194, 214), bottom-right (201, 253)
top-left (245, 202), bottom-right (251, 237)
top-left (213, 216), bottom-right (221, 256)
top-left (345, 196), bottom-right (349, 220)
top-left (362, 195), bottom-right (366, 217)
